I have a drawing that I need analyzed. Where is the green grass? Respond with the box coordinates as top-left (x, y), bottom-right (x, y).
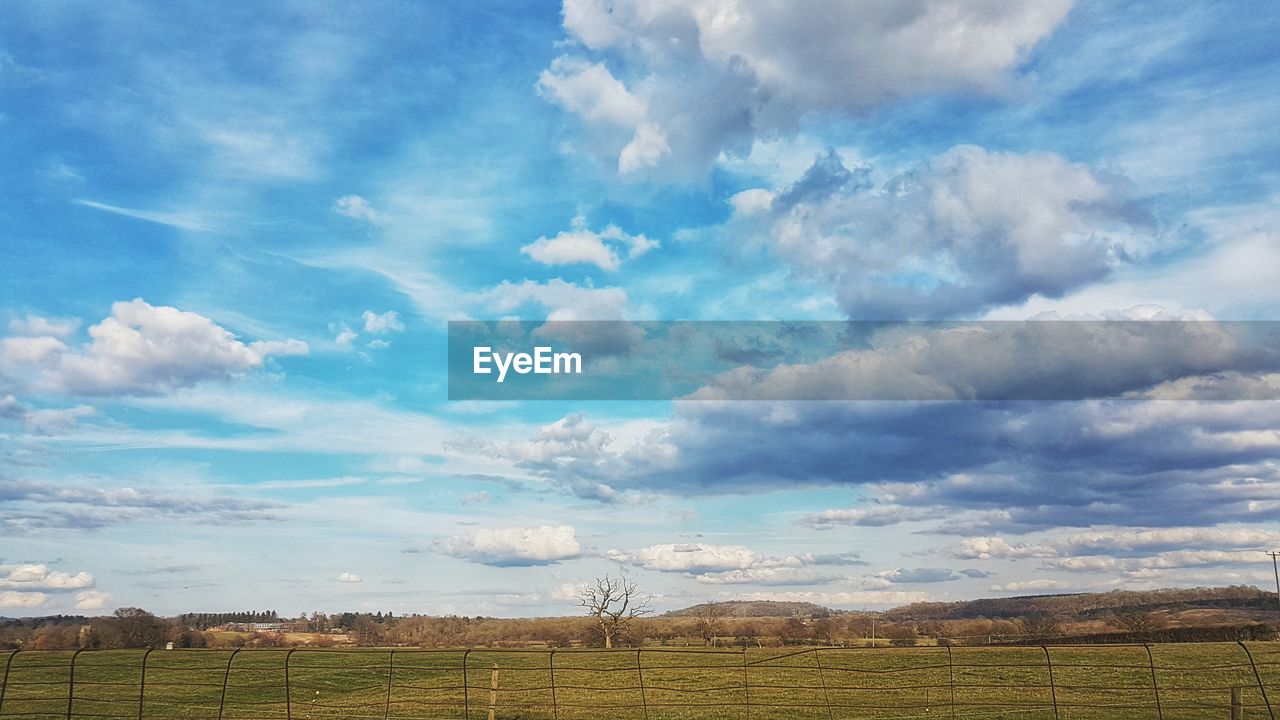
top-left (1, 643), bottom-right (1277, 719)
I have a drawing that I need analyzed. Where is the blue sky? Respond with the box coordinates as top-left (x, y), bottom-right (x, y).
top-left (2, 0), bottom-right (1280, 616)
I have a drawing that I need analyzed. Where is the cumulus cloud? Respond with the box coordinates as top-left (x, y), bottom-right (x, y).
top-left (0, 299), bottom-right (308, 395)
top-left (8, 315), bottom-right (78, 337)
top-left (550, 582), bottom-right (589, 601)
top-left (694, 567), bottom-right (841, 586)
top-left (438, 524), bottom-right (583, 566)
top-left (334, 326), bottom-right (359, 348)
top-left (0, 395), bottom-right (94, 432)
top-left (522, 216), bottom-right (659, 271)
top-left (956, 527), bottom-right (1280, 562)
top-left (0, 563), bottom-right (94, 591)
top-left (482, 279), bottom-right (629, 321)
top-left (952, 537), bottom-right (1057, 560)
top-left (0, 591), bottom-right (47, 609)
top-left (874, 567), bottom-right (988, 584)
top-left (449, 413), bottom-right (678, 503)
top-left (1053, 527), bottom-right (1280, 554)
top-left (604, 541), bottom-right (862, 585)
top-left (336, 572), bottom-right (363, 583)
top-left (609, 542), bottom-right (806, 575)
top-left (544, 0), bottom-right (1072, 176)
top-left (723, 147), bottom-right (1157, 318)
top-left (333, 195), bottom-right (385, 225)
top-left (361, 310), bottom-right (405, 334)
top-left (75, 590), bottom-right (111, 610)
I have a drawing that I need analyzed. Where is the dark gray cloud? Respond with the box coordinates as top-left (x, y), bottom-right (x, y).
top-left (473, 399), bottom-right (1280, 533)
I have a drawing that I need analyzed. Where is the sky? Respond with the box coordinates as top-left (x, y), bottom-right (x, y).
top-left (1, 0), bottom-right (1279, 618)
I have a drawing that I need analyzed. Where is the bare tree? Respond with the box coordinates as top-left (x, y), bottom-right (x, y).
top-left (693, 603), bottom-right (726, 646)
top-left (576, 575), bottom-right (652, 648)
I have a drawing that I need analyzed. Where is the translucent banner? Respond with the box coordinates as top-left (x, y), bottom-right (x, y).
top-left (447, 320), bottom-right (1280, 401)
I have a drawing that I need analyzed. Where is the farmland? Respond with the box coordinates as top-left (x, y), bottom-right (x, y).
top-left (2, 642), bottom-right (1279, 719)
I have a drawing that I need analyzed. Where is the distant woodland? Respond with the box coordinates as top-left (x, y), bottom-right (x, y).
top-left (2, 585), bottom-right (1275, 650)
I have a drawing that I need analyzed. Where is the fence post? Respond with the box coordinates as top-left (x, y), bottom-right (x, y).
top-left (1233, 687), bottom-right (1244, 720)
top-left (488, 664), bottom-right (498, 720)
top-left (462, 649), bottom-right (471, 720)
top-left (1040, 645), bottom-right (1059, 720)
top-left (137, 648), bottom-right (153, 720)
top-left (812, 649), bottom-right (833, 720)
top-left (1142, 643), bottom-right (1163, 720)
top-left (1238, 640), bottom-right (1276, 720)
top-left (217, 649), bottom-right (240, 720)
top-left (0, 649), bottom-right (18, 715)
top-left (66, 648), bottom-right (84, 720)
top-left (636, 649), bottom-right (649, 720)
top-left (383, 649), bottom-right (395, 720)
top-left (284, 648), bottom-right (297, 720)
top-left (946, 645), bottom-right (956, 720)
top-left (741, 648), bottom-right (751, 720)
top-left (549, 648), bottom-right (558, 720)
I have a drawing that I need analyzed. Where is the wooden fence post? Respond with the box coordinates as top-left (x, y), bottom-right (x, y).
top-left (487, 664), bottom-right (498, 720)
top-left (1232, 686), bottom-right (1243, 720)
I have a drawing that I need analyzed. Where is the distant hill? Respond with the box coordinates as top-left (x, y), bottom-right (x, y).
top-left (664, 587), bottom-right (1274, 624)
top-left (881, 586), bottom-right (1273, 622)
top-left (664, 601), bottom-right (835, 618)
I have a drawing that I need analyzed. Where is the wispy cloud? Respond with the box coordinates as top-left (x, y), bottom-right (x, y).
top-left (74, 200), bottom-right (213, 232)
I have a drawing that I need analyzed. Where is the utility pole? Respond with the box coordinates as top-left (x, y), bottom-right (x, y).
top-left (1268, 551), bottom-right (1280, 611)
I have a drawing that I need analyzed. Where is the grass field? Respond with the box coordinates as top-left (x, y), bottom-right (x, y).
top-left (2, 643), bottom-right (1278, 720)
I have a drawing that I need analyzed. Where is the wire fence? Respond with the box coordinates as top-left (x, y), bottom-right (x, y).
top-left (1, 641), bottom-right (1278, 720)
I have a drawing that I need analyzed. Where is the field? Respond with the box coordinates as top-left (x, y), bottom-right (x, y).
top-left (2, 643), bottom-right (1279, 719)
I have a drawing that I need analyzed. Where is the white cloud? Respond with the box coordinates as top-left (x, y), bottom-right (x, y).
top-left (7, 315), bottom-right (78, 337)
top-left (334, 326), bottom-right (358, 348)
top-left (75, 590), bottom-right (112, 610)
top-left (951, 537), bottom-right (1056, 560)
top-left (522, 216), bottom-right (659, 271)
top-left (0, 564), bottom-right (94, 591)
top-left (608, 542), bottom-right (808, 577)
top-left (0, 591), bottom-right (47, 609)
top-left (990, 579), bottom-right (1074, 593)
top-left (550, 582), bottom-right (588, 600)
top-left (1053, 527), bottom-right (1280, 554)
top-left (725, 146), bottom-right (1155, 318)
top-left (546, 0), bottom-right (1072, 176)
top-left (618, 123), bottom-right (671, 173)
top-left (361, 310), bottom-right (405, 334)
top-left (537, 56), bottom-right (647, 127)
top-left (336, 572), bottom-right (363, 583)
top-left (483, 279), bottom-right (629, 320)
top-left (74, 199), bottom-right (212, 232)
top-left (732, 590), bottom-right (929, 607)
top-left (439, 525), bottom-right (583, 566)
top-left (333, 195), bottom-right (386, 225)
top-left (799, 505), bottom-right (943, 528)
top-left (0, 299), bottom-right (308, 395)
top-left (694, 566), bottom-right (838, 586)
